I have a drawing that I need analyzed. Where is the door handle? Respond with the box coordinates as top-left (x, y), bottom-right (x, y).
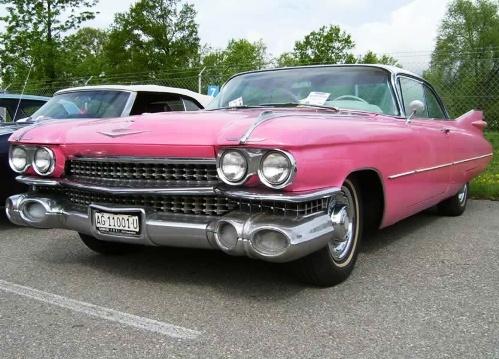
top-left (441, 128), bottom-right (451, 134)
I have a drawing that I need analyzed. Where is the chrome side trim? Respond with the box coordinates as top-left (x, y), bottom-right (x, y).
top-left (69, 156), bottom-right (216, 165)
top-left (388, 153), bottom-right (493, 179)
top-left (16, 176), bottom-right (60, 187)
top-left (16, 176), bottom-right (215, 195)
top-left (239, 110), bottom-right (275, 144)
top-left (216, 187), bottom-right (340, 203)
top-left (452, 153), bottom-right (493, 165)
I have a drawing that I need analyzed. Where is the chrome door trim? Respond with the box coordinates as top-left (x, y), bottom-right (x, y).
top-left (388, 153), bottom-right (493, 179)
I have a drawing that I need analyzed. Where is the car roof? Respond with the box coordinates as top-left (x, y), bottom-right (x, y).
top-left (231, 63), bottom-right (422, 80)
top-left (0, 93), bottom-right (51, 101)
top-left (55, 85), bottom-right (213, 107)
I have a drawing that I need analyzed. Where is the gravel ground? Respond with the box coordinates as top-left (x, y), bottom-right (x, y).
top-left (0, 200), bottom-right (497, 358)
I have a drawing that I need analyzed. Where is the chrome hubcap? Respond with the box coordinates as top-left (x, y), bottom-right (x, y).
top-left (328, 187), bottom-right (356, 262)
top-left (458, 184), bottom-right (468, 205)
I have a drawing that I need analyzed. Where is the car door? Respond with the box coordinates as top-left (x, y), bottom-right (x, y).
top-left (398, 76), bottom-right (451, 202)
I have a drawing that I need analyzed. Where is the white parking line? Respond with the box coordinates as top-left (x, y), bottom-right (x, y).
top-left (0, 279), bottom-right (200, 340)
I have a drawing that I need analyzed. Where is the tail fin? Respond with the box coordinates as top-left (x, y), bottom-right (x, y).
top-left (455, 110), bottom-right (487, 132)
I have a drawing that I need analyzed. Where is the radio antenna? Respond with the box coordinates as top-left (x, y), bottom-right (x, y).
top-left (13, 63), bottom-right (34, 122)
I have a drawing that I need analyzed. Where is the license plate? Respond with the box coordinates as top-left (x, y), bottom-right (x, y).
top-left (94, 211), bottom-right (141, 236)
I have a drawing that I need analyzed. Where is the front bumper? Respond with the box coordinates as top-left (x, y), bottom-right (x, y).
top-left (6, 192), bottom-right (340, 263)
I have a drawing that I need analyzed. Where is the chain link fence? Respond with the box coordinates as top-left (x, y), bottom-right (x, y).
top-left (6, 57), bottom-right (499, 130)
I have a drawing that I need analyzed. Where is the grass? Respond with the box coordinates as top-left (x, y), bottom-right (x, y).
top-left (470, 131), bottom-right (499, 200)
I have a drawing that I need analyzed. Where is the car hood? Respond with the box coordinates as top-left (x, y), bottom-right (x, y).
top-left (0, 122), bottom-right (26, 136)
top-left (9, 109), bottom-right (396, 149)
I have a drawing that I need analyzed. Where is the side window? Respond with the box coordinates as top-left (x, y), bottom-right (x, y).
top-left (399, 77), bottom-right (428, 118)
top-left (424, 87), bottom-right (446, 119)
top-left (182, 97), bottom-right (202, 111)
top-left (130, 92), bottom-right (185, 115)
top-left (0, 106), bottom-right (11, 122)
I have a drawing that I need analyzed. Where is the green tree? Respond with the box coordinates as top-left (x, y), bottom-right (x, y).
top-left (425, 0), bottom-right (499, 127)
top-left (103, 0), bottom-right (200, 75)
top-left (277, 25), bottom-right (357, 66)
top-left (358, 50), bottom-right (400, 66)
top-left (0, 0), bottom-right (98, 90)
top-left (201, 39), bottom-right (268, 91)
top-left (60, 27), bottom-right (109, 81)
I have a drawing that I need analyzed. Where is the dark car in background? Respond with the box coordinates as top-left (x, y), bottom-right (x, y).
top-left (1, 94), bottom-right (50, 209)
top-left (0, 85), bottom-right (212, 211)
top-left (0, 93), bottom-right (50, 123)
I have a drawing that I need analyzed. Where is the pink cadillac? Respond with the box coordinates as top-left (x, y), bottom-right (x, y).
top-left (5, 65), bottom-right (493, 286)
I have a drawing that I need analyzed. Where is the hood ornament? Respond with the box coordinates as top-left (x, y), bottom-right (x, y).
top-left (98, 128), bottom-right (150, 138)
top-left (239, 110), bottom-right (295, 144)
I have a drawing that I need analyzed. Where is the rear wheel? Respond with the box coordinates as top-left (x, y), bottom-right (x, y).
top-left (437, 183), bottom-right (468, 217)
top-left (78, 233), bottom-right (142, 255)
top-left (292, 179), bottom-right (363, 287)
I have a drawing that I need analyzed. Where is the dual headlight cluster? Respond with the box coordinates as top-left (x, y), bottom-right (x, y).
top-left (9, 146), bottom-right (55, 176)
top-left (217, 149), bottom-right (296, 189)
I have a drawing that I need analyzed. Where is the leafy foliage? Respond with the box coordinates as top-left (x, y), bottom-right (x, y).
top-left (61, 27), bottom-right (109, 81)
top-left (277, 25), bottom-right (401, 68)
top-left (278, 25), bottom-right (357, 66)
top-left (201, 39), bottom-right (268, 89)
top-left (103, 0), bottom-right (200, 75)
top-left (0, 0), bottom-right (98, 88)
top-left (358, 51), bottom-right (400, 66)
top-left (425, 0), bottom-right (499, 128)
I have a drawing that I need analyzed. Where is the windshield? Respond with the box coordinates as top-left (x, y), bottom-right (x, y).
top-left (28, 90), bottom-right (131, 121)
top-left (207, 66), bottom-right (399, 116)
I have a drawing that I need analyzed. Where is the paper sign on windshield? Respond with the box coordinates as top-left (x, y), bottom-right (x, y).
top-left (302, 92), bottom-right (331, 106)
top-left (228, 97), bottom-right (244, 107)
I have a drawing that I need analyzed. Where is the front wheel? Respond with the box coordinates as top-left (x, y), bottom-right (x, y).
top-left (437, 183), bottom-right (468, 217)
top-left (78, 233), bottom-right (142, 255)
top-left (291, 178), bottom-right (363, 287)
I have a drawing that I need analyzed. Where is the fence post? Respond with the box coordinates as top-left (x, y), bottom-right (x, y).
top-left (198, 67), bottom-right (206, 94)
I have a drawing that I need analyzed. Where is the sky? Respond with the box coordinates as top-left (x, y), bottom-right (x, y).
top-left (1, 0), bottom-right (450, 70)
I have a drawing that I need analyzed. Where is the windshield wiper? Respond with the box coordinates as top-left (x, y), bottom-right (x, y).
top-left (258, 102), bottom-right (339, 112)
top-left (206, 105), bottom-right (268, 111)
top-left (208, 103), bottom-right (340, 112)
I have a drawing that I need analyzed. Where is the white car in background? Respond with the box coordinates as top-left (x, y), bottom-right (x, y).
top-left (21, 85), bottom-right (212, 122)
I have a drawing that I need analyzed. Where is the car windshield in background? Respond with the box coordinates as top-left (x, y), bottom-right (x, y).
top-left (207, 66), bottom-right (400, 116)
top-left (29, 90), bottom-right (130, 120)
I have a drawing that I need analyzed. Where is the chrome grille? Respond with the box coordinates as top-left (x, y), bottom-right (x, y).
top-left (234, 198), bottom-right (329, 217)
top-left (36, 187), bottom-right (329, 217)
top-left (67, 158), bottom-right (218, 187)
top-left (67, 190), bottom-right (235, 216)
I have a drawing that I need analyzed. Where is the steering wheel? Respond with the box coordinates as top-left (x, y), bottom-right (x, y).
top-left (332, 95), bottom-right (368, 103)
top-left (270, 88), bottom-right (300, 103)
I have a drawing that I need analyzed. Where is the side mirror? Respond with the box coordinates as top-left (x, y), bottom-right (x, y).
top-left (406, 100), bottom-right (425, 123)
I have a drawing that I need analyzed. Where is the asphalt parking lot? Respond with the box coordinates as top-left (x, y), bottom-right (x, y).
top-left (0, 200), bottom-right (497, 358)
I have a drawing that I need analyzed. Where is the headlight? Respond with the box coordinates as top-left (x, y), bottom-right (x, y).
top-left (259, 150), bottom-right (295, 188)
top-left (33, 147), bottom-right (55, 176)
top-left (218, 150), bottom-right (248, 184)
top-left (9, 146), bottom-right (29, 173)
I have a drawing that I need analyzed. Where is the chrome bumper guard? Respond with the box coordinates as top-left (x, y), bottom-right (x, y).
top-left (6, 188), bottom-right (340, 263)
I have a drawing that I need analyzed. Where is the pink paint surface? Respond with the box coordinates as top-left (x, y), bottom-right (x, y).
top-left (9, 108), bottom-right (493, 228)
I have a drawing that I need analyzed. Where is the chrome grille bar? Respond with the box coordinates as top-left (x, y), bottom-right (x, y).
top-left (67, 157), bottom-right (218, 187)
top-left (35, 187), bottom-right (329, 218)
